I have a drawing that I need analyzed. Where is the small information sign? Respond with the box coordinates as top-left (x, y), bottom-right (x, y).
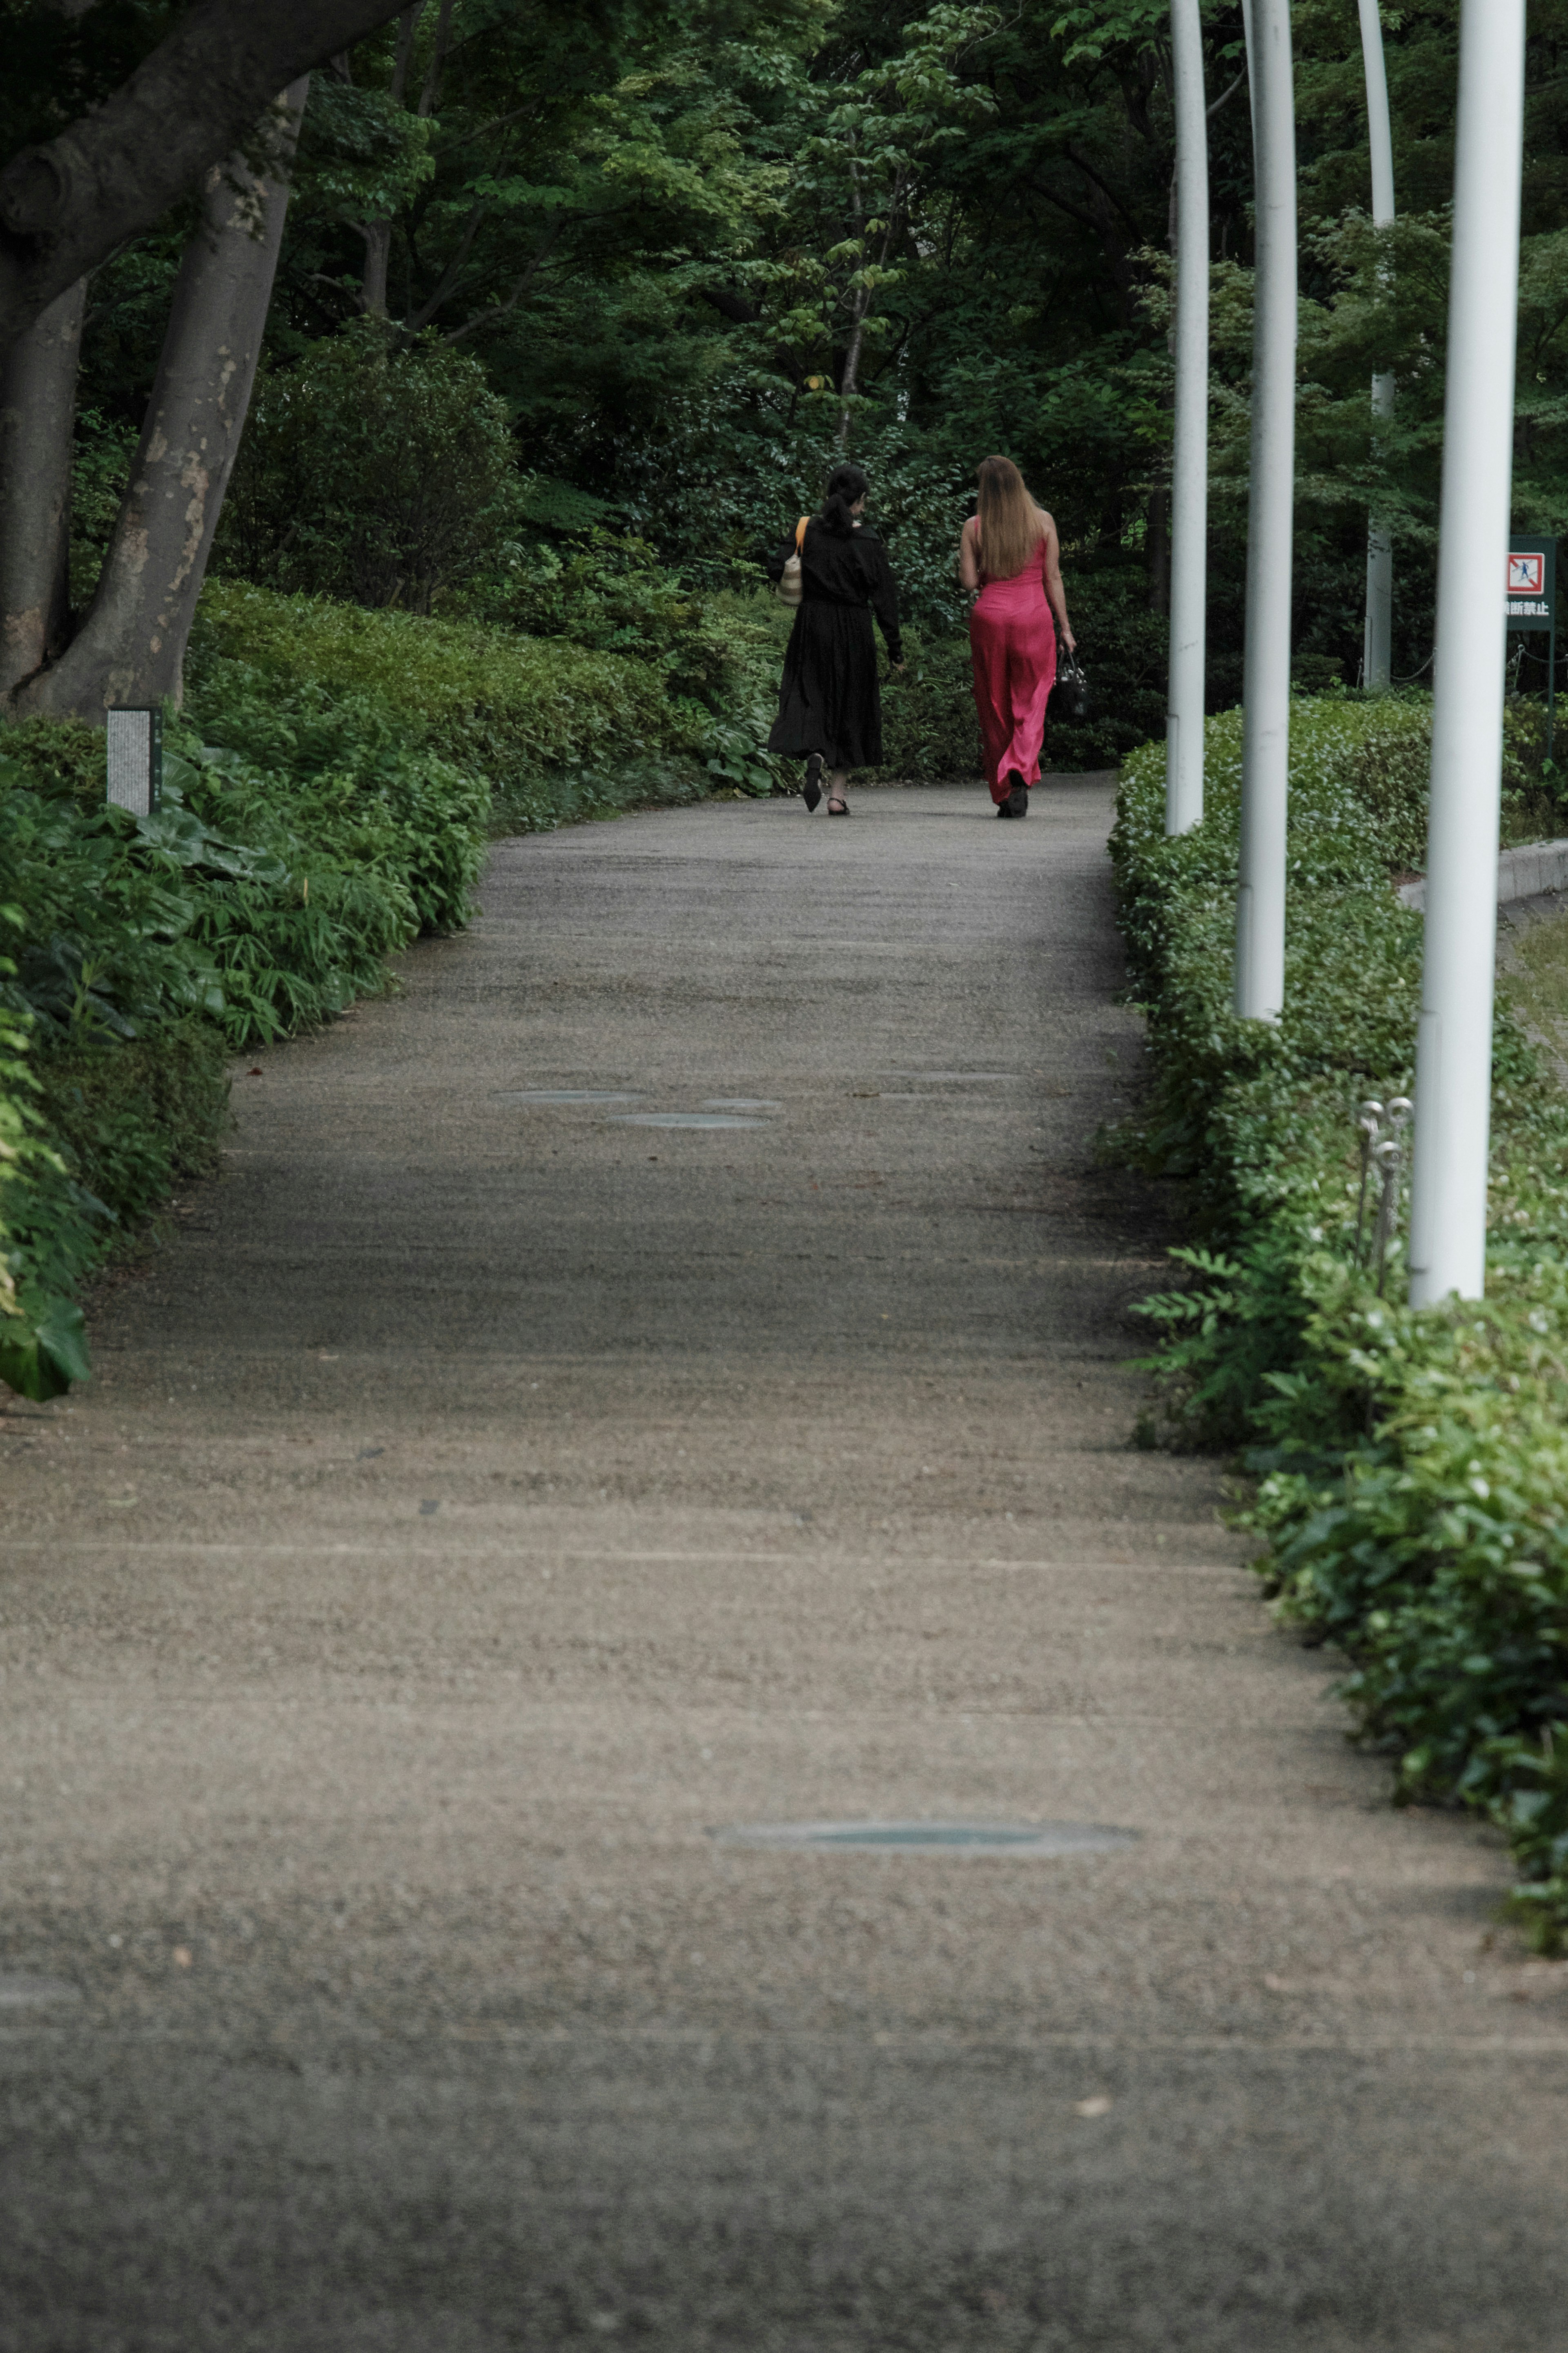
top-left (1506, 538), bottom-right (1557, 630)
top-left (1504, 536), bottom-right (1559, 758)
top-left (105, 707), bottom-right (161, 817)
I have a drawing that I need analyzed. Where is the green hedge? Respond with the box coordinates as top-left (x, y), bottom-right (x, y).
top-left (1115, 692), bottom-right (1568, 1951)
top-left (192, 578), bottom-right (783, 826)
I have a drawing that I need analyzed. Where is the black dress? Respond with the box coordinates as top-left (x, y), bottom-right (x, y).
top-left (766, 520), bottom-right (903, 769)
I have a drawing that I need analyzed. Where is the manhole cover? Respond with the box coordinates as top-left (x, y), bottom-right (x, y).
top-left (494, 1090), bottom-right (643, 1104)
top-left (0, 1976), bottom-right (82, 2006)
top-left (612, 1113), bottom-right (770, 1130)
top-left (711, 1820), bottom-right (1139, 1856)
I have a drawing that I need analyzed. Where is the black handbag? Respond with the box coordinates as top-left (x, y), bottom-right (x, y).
top-left (1053, 643), bottom-right (1090, 723)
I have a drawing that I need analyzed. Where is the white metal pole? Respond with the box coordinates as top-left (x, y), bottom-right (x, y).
top-left (1234, 0), bottom-right (1296, 1022)
top-left (1165, 0), bottom-right (1209, 836)
top-left (1407, 0), bottom-right (1526, 1307)
top-left (1358, 0), bottom-right (1396, 690)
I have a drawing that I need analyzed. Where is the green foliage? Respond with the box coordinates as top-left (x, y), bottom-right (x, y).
top-left (196, 576), bottom-right (690, 780)
top-left (0, 555), bottom-right (788, 1401)
top-left (193, 576), bottom-right (782, 821)
top-left (0, 622), bottom-right (496, 1399)
top-left (50, 1), bottom-right (1568, 784)
top-left (67, 407), bottom-right (139, 603)
top-left (223, 322), bottom-right (523, 613)
top-left (877, 624), bottom-right (980, 781)
top-left (0, 917), bottom-right (60, 1386)
top-left (1117, 694), bottom-right (1568, 1951)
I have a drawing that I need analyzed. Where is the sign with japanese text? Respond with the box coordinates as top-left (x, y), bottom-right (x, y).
top-left (1506, 538), bottom-right (1557, 629)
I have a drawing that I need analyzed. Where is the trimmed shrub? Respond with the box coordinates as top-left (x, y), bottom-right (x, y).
top-left (189, 578), bottom-right (788, 826)
top-left (1116, 694), bottom-right (1568, 1952)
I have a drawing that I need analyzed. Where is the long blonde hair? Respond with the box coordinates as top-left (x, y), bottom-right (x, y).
top-left (975, 455), bottom-right (1044, 582)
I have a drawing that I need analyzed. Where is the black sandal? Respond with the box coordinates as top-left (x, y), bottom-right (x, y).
top-left (803, 753), bottom-right (824, 812)
top-left (827, 795), bottom-right (850, 816)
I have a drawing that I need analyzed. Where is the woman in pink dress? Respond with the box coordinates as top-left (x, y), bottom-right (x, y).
top-left (958, 455), bottom-right (1076, 819)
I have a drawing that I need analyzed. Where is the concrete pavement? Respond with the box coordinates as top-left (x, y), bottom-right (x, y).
top-left (2, 777), bottom-right (1564, 2351)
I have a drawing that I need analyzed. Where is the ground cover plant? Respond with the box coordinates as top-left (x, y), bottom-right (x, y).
top-left (0, 664), bottom-right (492, 1400)
top-left (1114, 691), bottom-right (1568, 1949)
top-left (192, 577), bottom-right (786, 828)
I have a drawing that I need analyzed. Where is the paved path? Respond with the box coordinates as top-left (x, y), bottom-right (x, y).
top-left (3, 779), bottom-right (1564, 2351)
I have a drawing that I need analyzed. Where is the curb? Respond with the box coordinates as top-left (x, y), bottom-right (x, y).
top-left (1396, 838), bottom-right (1568, 912)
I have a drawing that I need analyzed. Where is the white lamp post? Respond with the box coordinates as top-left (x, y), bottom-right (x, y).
top-left (1358, 0), bottom-right (1396, 691)
top-left (1406, 0), bottom-right (1527, 1307)
top-left (1165, 0), bottom-right (1209, 837)
top-left (1234, 0), bottom-right (1296, 1023)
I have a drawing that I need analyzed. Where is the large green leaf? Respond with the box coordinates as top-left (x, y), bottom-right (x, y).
top-left (0, 1299), bottom-right (90, 1401)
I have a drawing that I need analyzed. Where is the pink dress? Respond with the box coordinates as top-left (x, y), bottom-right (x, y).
top-left (968, 533), bottom-right (1057, 803)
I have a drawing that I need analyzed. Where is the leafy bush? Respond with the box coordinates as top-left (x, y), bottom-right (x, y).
top-left (877, 624), bottom-right (982, 781)
top-left (190, 578), bottom-right (779, 827)
top-left (1045, 564), bottom-right (1172, 774)
top-left (1116, 696), bottom-right (1568, 1950)
top-left (0, 932), bottom-right (92, 1402)
top-left (223, 322), bottom-right (523, 613)
top-left (0, 647), bottom-right (494, 1397)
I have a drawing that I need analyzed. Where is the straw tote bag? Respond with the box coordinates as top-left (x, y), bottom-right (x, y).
top-left (777, 515), bottom-right (809, 606)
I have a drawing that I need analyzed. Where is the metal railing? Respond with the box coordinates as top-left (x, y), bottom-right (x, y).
top-left (1354, 1094), bottom-right (1412, 1294)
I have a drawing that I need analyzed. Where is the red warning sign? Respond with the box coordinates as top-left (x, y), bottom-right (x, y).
top-left (1509, 552), bottom-right (1546, 595)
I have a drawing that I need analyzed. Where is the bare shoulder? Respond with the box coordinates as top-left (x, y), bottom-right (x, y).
top-left (1034, 505), bottom-right (1058, 540)
top-left (961, 513), bottom-right (981, 539)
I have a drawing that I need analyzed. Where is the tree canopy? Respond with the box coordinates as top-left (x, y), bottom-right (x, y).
top-left (7, 0), bottom-right (1568, 721)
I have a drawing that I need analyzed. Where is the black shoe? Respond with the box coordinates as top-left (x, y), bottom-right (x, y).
top-left (995, 799), bottom-right (1012, 818)
top-left (1005, 776), bottom-right (1030, 819)
top-left (803, 753), bottom-right (824, 812)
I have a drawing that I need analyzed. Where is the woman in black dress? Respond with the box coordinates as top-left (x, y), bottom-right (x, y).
top-left (767, 463), bottom-right (904, 815)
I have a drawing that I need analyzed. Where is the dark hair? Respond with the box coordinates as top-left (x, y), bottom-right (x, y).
top-left (818, 462), bottom-right (869, 539)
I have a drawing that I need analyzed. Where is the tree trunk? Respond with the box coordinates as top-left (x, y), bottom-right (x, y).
top-left (836, 291), bottom-right (868, 449)
top-left (11, 81), bottom-right (307, 722)
top-left (0, 278), bottom-right (84, 695)
top-left (354, 2), bottom-right (423, 317)
top-left (361, 216), bottom-right (392, 315)
top-left (0, 0), bottom-right (408, 350)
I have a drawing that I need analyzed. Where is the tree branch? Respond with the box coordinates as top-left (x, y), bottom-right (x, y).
top-left (438, 215), bottom-right (567, 348)
top-left (0, 0), bottom-right (413, 349)
top-left (400, 193), bottom-right (491, 335)
top-left (416, 0), bottom-right (456, 119)
top-left (389, 2), bottom-right (429, 109)
top-left (1062, 145), bottom-right (1147, 239)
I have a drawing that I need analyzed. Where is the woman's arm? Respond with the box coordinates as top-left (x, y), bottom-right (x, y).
top-left (957, 515), bottom-right (981, 593)
top-left (1039, 511), bottom-right (1075, 650)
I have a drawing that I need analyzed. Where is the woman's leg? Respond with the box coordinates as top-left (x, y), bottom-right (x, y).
top-left (826, 767), bottom-right (849, 813)
top-left (1002, 611), bottom-right (1057, 787)
top-left (969, 608), bottom-right (1012, 803)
